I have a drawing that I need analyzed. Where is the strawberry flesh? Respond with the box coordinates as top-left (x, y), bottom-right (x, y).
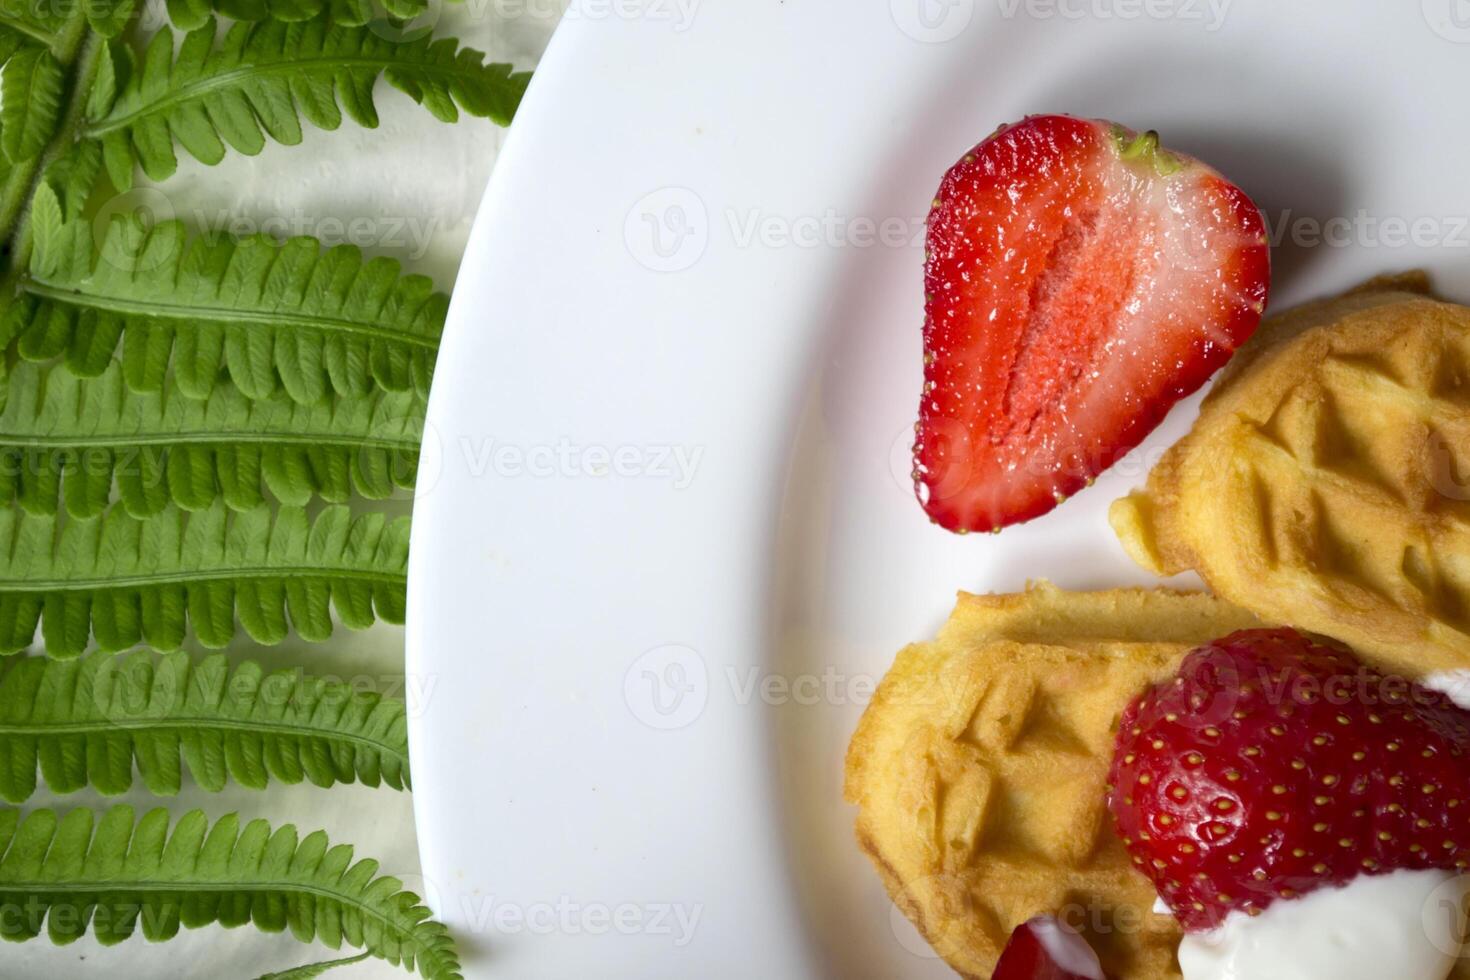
top-left (993, 916), bottom-right (1107, 980)
top-left (916, 114), bottom-right (1269, 532)
top-left (1108, 628), bottom-right (1470, 932)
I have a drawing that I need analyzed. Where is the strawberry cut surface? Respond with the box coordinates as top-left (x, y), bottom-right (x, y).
top-left (1108, 627), bottom-right (1470, 932)
top-left (993, 916), bottom-right (1106, 980)
top-left (915, 114), bottom-right (1269, 532)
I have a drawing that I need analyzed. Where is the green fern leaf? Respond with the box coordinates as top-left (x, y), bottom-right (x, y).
top-left (0, 501), bottom-right (409, 657)
top-left (38, 139), bottom-right (101, 220)
top-left (0, 361), bottom-right (422, 518)
top-left (164, 0), bottom-right (213, 30)
top-left (15, 214), bottom-right (445, 402)
top-left (84, 37), bottom-right (117, 122)
top-left (0, 648), bottom-right (411, 800)
top-left (84, 15), bottom-right (529, 186)
top-left (25, 181), bottom-right (62, 266)
top-left (0, 805), bottom-right (461, 979)
top-left (1, 45), bottom-right (63, 163)
top-left (257, 951), bottom-right (372, 979)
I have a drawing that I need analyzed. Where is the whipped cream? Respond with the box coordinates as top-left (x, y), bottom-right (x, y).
top-left (1028, 917), bottom-right (1104, 979)
top-left (1178, 870), bottom-right (1467, 980)
top-left (1424, 670), bottom-right (1470, 712)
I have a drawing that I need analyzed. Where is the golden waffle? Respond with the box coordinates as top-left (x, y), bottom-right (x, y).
top-left (1111, 272), bottom-right (1470, 677)
top-left (844, 582), bottom-right (1262, 979)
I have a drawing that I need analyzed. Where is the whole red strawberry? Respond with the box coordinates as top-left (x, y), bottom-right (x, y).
top-left (1109, 628), bottom-right (1470, 932)
top-left (916, 114), bottom-right (1269, 533)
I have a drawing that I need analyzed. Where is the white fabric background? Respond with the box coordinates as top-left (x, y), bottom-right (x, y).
top-left (3, 3), bottom-right (561, 976)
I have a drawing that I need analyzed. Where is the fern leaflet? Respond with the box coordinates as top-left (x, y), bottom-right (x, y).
top-left (0, 805), bottom-right (461, 978)
top-left (0, 648), bottom-right (411, 801)
top-left (19, 189), bottom-right (446, 403)
top-left (0, 44), bottom-right (63, 163)
top-left (83, 15), bottom-right (529, 186)
top-left (0, 361), bottom-right (422, 518)
top-left (0, 501), bottom-right (409, 657)
top-left (38, 137), bottom-right (102, 221)
top-left (257, 951), bottom-right (372, 979)
top-left (171, 0), bottom-right (425, 30)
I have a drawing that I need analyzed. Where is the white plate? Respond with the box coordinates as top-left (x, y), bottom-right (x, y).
top-left (406, 2), bottom-right (1470, 976)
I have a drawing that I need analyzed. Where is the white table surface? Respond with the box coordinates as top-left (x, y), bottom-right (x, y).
top-left (1, 2), bottom-right (560, 976)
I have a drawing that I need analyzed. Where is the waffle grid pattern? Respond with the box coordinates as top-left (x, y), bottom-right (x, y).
top-left (1113, 284), bottom-right (1470, 678)
top-left (845, 584), bottom-right (1263, 978)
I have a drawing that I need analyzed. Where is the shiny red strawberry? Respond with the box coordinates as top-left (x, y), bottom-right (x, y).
top-left (993, 916), bottom-right (1106, 980)
top-left (916, 114), bottom-right (1269, 532)
top-left (1108, 628), bottom-right (1470, 932)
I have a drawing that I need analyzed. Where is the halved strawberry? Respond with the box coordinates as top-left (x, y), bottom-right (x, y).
top-left (993, 916), bottom-right (1107, 980)
top-left (1108, 628), bottom-right (1470, 932)
top-left (915, 114), bottom-right (1269, 532)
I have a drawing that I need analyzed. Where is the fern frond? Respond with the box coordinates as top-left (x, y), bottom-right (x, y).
top-left (0, 805), bottom-right (461, 979)
top-left (17, 192), bottom-right (445, 403)
top-left (0, 648), bottom-right (412, 800)
top-left (83, 15), bottom-right (529, 187)
top-left (0, 361), bottom-right (422, 518)
top-left (0, 501), bottom-right (409, 657)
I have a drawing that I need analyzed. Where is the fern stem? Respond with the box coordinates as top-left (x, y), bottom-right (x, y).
top-left (0, 14), bottom-right (59, 50)
top-left (0, 428), bottom-right (421, 451)
top-left (2, 28), bottom-right (105, 271)
top-left (82, 56), bottom-right (484, 137)
top-left (0, 566), bottom-right (406, 591)
top-left (0, 716), bottom-right (409, 761)
top-left (16, 279), bottom-right (442, 349)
